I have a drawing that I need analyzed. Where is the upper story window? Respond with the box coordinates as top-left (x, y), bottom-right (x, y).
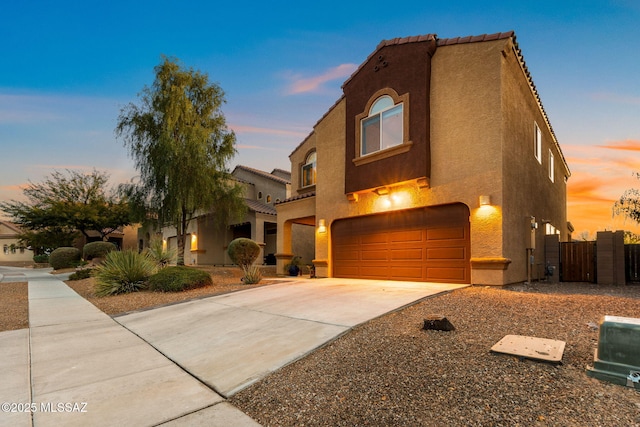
top-left (548, 149), bottom-right (555, 182)
top-left (301, 151), bottom-right (316, 187)
top-left (361, 96), bottom-right (403, 156)
top-left (534, 122), bottom-right (542, 164)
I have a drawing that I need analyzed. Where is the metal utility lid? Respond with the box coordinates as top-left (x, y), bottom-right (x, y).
top-left (491, 335), bottom-right (566, 363)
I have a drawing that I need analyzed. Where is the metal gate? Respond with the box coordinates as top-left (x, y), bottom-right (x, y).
top-left (560, 241), bottom-right (596, 282)
top-left (625, 244), bottom-right (640, 283)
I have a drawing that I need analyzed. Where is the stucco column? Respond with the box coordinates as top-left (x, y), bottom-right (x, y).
top-left (275, 220), bottom-right (293, 276)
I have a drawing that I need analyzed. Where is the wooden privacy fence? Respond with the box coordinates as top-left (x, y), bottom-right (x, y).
top-left (625, 244), bottom-right (640, 283)
top-left (560, 241), bottom-right (596, 283)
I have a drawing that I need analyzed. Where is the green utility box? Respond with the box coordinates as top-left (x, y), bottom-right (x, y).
top-left (587, 315), bottom-right (640, 389)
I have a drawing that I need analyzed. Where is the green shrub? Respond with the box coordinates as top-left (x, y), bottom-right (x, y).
top-left (227, 238), bottom-right (261, 270)
top-left (93, 250), bottom-right (157, 296)
top-left (33, 254), bottom-right (49, 263)
top-left (68, 268), bottom-right (93, 280)
top-left (147, 266), bottom-right (212, 292)
top-left (83, 241), bottom-right (117, 260)
top-left (144, 237), bottom-right (176, 268)
top-left (49, 247), bottom-right (82, 270)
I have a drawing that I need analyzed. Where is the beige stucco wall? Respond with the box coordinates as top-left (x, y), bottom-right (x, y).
top-left (0, 238), bottom-right (34, 263)
top-left (500, 39), bottom-right (569, 283)
top-left (430, 38), bottom-right (506, 284)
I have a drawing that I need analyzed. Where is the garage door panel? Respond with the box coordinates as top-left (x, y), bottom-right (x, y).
top-left (390, 229), bottom-right (423, 242)
top-left (333, 246), bottom-right (360, 260)
top-left (332, 204), bottom-right (470, 284)
top-left (389, 266), bottom-right (424, 280)
top-left (390, 248), bottom-right (424, 260)
top-left (427, 227), bottom-right (466, 241)
top-left (333, 265), bottom-right (360, 276)
top-left (426, 247), bottom-right (466, 260)
top-left (361, 266), bottom-right (393, 279)
top-left (426, 267), bottom-right (467, 281)
top-left (360, 233), bottom-right (388, 244)
top-left (361, 250), bottom-right (388, 261)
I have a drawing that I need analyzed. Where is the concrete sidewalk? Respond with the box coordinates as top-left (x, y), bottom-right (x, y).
top-left (0, 266), bottom-right (466, 426)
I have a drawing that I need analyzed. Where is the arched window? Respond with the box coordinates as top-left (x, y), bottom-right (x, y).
top-left (361, 95), bottom-right (403, 156)
top-left (301, 151), bottom-right (317, 187)
top-left (266, 195), bottom-right (272, 203)
top-left (257, 191), bottom-right (263, 200)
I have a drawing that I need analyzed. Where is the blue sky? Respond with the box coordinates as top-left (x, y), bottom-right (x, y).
top-left (1, 0), bottom-right (639, 236)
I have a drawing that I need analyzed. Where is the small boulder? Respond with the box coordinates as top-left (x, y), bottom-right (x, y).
top-left (423, 315), bottom-right (455, 331)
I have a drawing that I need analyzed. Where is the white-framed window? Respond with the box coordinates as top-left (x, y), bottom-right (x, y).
top-left (266, 195), bottom-right (272, 203)
top-left (534, 122), bottom-right (542, 164)
top-left (301, 151), bottom-right (316, 187)
top-left (361, 96), bottom-right (403, 156)
top-left (549, 149), bottom-right (555, 182)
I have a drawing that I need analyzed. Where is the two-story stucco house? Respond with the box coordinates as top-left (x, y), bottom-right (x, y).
top-left (275, 31), bottom-right (571, 286)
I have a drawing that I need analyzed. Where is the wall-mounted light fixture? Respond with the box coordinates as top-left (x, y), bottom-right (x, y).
top-left (318, 219), bottom-right (327, 234)
top-left (373, 187), bottom-right (389, 196)
top-left (479, 195), bottom-right (491, 206)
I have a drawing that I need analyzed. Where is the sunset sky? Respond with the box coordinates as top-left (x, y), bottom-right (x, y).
top-left (1, 1), bottom-right (639, 238)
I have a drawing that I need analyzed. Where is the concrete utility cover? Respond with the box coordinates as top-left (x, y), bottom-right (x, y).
top-left (491, 335), bottom-right (566, 363)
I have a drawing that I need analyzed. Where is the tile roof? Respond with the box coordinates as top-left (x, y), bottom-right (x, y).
top-left (232, 165), bottom-right (291, 185)
top-left (436, 31), bottom-right (514, 46)
top-left (0, 220), bottom-right (22, 235)
top-left (271, 168), bottom-right (292, 178)
top-left (275, 191), bottom-right (316, 205)
top-left (244, 198), bottom-right (277, 215)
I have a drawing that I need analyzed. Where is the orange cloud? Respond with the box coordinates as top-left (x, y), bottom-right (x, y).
top-left (285, 63), bottom-right (358, 94)
top-left (596, 139), bottom-right (640, 151)
top-left (567, 178), bottom-right (612, 203)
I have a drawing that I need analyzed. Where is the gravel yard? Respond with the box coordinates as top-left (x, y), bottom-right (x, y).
top-left (231, 283), bottom-right (640, 426)
top-left (0, 281), bottom-right (28, 331)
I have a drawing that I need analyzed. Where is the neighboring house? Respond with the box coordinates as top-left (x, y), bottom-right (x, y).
top-left (140, 166), bottom-right (296, 265)
top-left (276, 31), bottom-right (571, 286)
top-left (81, 225), bottom-right (139, 251)
top-left (0, 221), bottom-right (34, 263)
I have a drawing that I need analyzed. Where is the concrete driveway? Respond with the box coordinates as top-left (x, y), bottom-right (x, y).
top-left (0, 266), bottom-right (466, 426)
top-left (116, 278), bottom-right (467, 397)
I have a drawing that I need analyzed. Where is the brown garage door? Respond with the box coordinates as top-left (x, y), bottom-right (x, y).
top-left (332, 204), bottom-right (470, 283)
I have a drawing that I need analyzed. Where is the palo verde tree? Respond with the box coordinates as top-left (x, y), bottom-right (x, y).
top-left (116, 56), bottom-right (245, 265)
top-left (0, 169), bottom-right (131, 253)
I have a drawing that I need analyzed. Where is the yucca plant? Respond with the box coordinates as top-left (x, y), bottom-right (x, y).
top-left (93, 250), bottom-right (157, 296)
top-left (227, 238), bottom-right (262, 284)
top-left (241, 264), bottom-right (262, 285)
top-left (144, 237), bottom-right (176, 268)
